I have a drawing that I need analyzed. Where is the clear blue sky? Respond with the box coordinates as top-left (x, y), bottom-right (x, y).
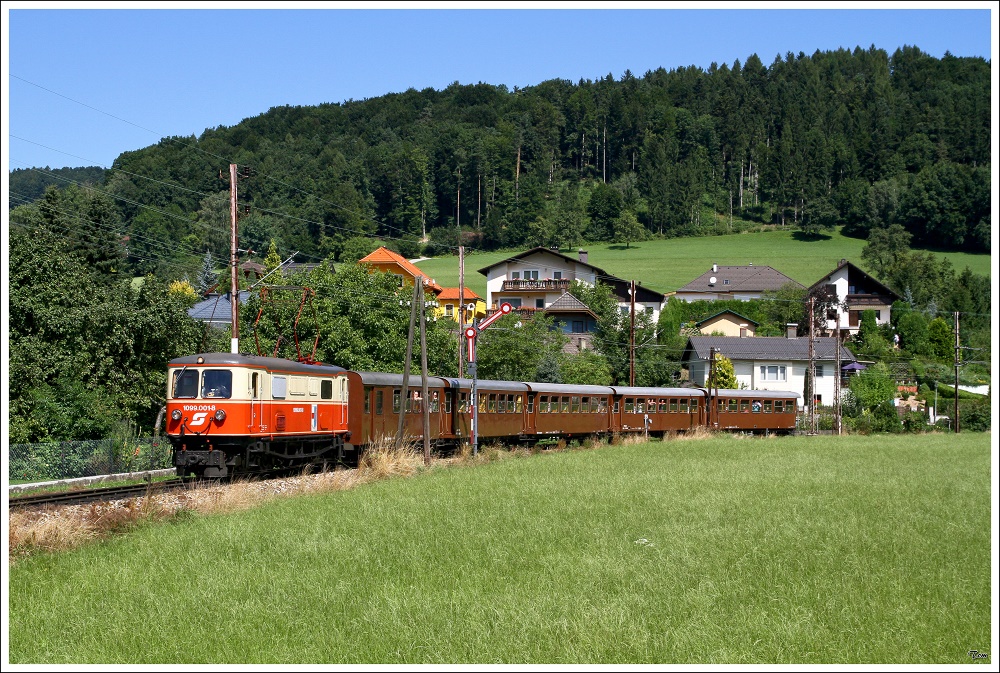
top-left (5, 4), bottom-right (996, 170)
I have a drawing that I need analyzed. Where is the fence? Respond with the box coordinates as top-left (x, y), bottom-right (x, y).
top-left (8, 436), bottom-right (173, 484)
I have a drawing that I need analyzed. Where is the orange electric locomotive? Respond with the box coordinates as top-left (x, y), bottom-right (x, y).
top-left (165, 353), bottom-right (348, 477)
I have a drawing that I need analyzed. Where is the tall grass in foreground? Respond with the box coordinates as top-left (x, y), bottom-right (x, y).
top-left (8, 433), bottom-right (992, 664)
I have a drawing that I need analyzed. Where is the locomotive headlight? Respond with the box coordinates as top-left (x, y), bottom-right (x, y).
top-left (214, 409), bottom-right (226, 422)
top-left (171, 409), bottom-right (182, 421)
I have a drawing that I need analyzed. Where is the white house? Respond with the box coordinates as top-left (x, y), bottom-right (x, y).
top-left (808, 259), bottom-right (900, 335)
top-left (477, 247), bottom-right (666, 323)
top-left (681, 331), bottom-right (856, 408)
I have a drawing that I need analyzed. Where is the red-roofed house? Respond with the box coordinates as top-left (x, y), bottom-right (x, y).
top-left (435, 287), bottom-right (486, 326)
top-left (359, 247), bottom-right (443, 294)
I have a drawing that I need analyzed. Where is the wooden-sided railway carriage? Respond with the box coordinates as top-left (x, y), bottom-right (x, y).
top-left (166, 353), bottom-right (801, 479)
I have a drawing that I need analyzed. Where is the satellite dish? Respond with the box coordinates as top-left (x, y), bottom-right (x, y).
top-left (709, 276), bottom-right (717, 285)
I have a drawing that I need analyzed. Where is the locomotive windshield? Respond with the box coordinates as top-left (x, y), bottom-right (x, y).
top-left (202, 370), bottom-right (233, 399)
top-left (172, 369), bottom-right (199, 398)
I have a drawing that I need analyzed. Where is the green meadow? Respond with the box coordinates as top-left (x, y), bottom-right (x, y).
top-left (413, 227), bottom-right (991, 299)
top-left (8, 433), bottom-right (991, 664)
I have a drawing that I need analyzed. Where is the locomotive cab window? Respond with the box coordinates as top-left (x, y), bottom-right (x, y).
top-left (321, 380), bottom-right (333, 400)
top-left (202, 370), bottom-right (232, 399)
top-left (173, 369), bottom-right (199, 398)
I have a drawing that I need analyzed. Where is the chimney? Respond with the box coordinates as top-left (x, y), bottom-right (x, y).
top-left (578, 249), bottom-right (588, 264)
top-left (712, 263), bottom-right (718, 273)
top-left (739, 324), bottom-right (748, 338)
top-left (786, 323), bottom-right (798, 339)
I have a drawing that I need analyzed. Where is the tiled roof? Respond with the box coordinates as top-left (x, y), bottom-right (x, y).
top-left (545, 292), bottom-right (594, 313)
top-left (695, 310), bottom-right (760, 327)
top-left (678, 265), bottom-right (804, 293)
top-left (188, 291), bottom-right (251, 323)
top-left (682, 336), bottom-right (855, 363)
top-left (437, 287), bottom-right (482, 301)
top-left (359, 247), bottom-right (442, 292)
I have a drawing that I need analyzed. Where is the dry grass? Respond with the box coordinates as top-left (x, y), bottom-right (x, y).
top-left (671, 426), bottom-right (719, 441)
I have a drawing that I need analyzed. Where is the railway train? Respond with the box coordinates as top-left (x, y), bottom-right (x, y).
top-left (165, 352), bottom-right (801, 478)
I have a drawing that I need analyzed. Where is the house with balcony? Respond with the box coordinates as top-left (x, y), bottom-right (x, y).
top-left (477, 247), bottom-right (666, 323)
top-left (674, 263), bottom-right (803, 301)
top-left (681, 327), bottom-right (857, 408)
top-left (808, 259), bottom-right (899, 336)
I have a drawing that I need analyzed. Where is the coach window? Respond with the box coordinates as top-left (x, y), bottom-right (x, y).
top-left (539, 395), bottom-right (548, 413)
top-left (763, 400), bottom-right (772, 413)
top-left (752, 400), bottom-right (762, 413)
top-left (392, 389), bottom-right (401, 413)
top-left (690, 398), bottom-right (698, 413)
top-left (488, 394), bottom-right (497, 413)
top-left (569, 396), bottom-right (578, 413)
top-left (202, 370), bottom-right (232, 399)
top-left (679, 399), bottom-right (688, 413)
top-left (613, 400), bottom-right (620, 414)
top-left (669, 398), bottom-right (678, 413)
top-left (658, 399), bottom-right (667, 413)
top-left (560, 397), bottom-right (569, 413)
top-left (624, 398), bottom-right (634, 414)
top-left (445, 392), bottom-right (453, 414)
top-left (740, 399), bottom-right (750, 413)
top-left (774, 400), bottom-right (783, 414)
top-left (729, 399), bottom-right (738, 412)
top-left (516, 395), bottom-right (524, 413)
top-left (430, 392), bottom-right (440, 413)
top-left (478, 394), bottom-right (488, 413)
top-left (635, 399), bottom-right (644, 414)
top-left (599, 397), bottom-right (609, 414)
top-left (364, 388), bottom-right (371, 414)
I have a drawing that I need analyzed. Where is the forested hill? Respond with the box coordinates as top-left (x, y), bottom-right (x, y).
top-left (14, 45), bottom-right (991, 275)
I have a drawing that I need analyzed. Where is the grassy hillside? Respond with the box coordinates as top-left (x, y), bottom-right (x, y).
top-left (9, 433), bottom-right (990, 664)
top-left (414, 228), bottom-right (992, 298)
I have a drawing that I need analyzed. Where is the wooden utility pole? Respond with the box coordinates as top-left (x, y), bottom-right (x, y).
top-left (229, 163), bottom-right (240, 354)
top-left (629, 280), bottom-right (636, 386)
top-left (419, 281), bottom-right (430, 464)
top-left (808, 296), bottom-right (816, 434)
top-left (954, 311), bottom-right (961, 433)
top-left (396, 279), bottom-right (421, 449)
top-left (708, 346), bottom-right (717, 428)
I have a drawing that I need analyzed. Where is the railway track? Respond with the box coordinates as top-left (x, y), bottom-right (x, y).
top-left (8, 478), bottom-right (198, 510)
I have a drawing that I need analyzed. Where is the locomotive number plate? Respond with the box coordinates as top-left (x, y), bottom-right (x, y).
top-left (183, 404), bottom-right (217, 412)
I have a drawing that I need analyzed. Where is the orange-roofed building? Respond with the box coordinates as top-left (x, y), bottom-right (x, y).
top-left (435, 287), bottom-right (486, 326)
top-left (359, 246), bottom-right (443, 294)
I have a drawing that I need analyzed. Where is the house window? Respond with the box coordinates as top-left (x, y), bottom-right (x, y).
top-left (500, 297), bottom-right (522, 308)
top-left (524, 270), bottom-right (540, 280)
top-left (723, 279), bottom-right (730, 285)
top-left (535, 298), bottom-right (544, 309)
top-left (445, 304), bottom-right (454, 317)
top-left (553, 271), bottom-right (562, 280)
top-left (572, 320), bottom-right (584, 332)
top-left (816, 365), bottom-right (824, 377)
top-left (760, 365), bottom-right (786, 381)
top-left (510, 271), bottom-right (520, 280)
top-left (391, 273), bottom-right (405, 287)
